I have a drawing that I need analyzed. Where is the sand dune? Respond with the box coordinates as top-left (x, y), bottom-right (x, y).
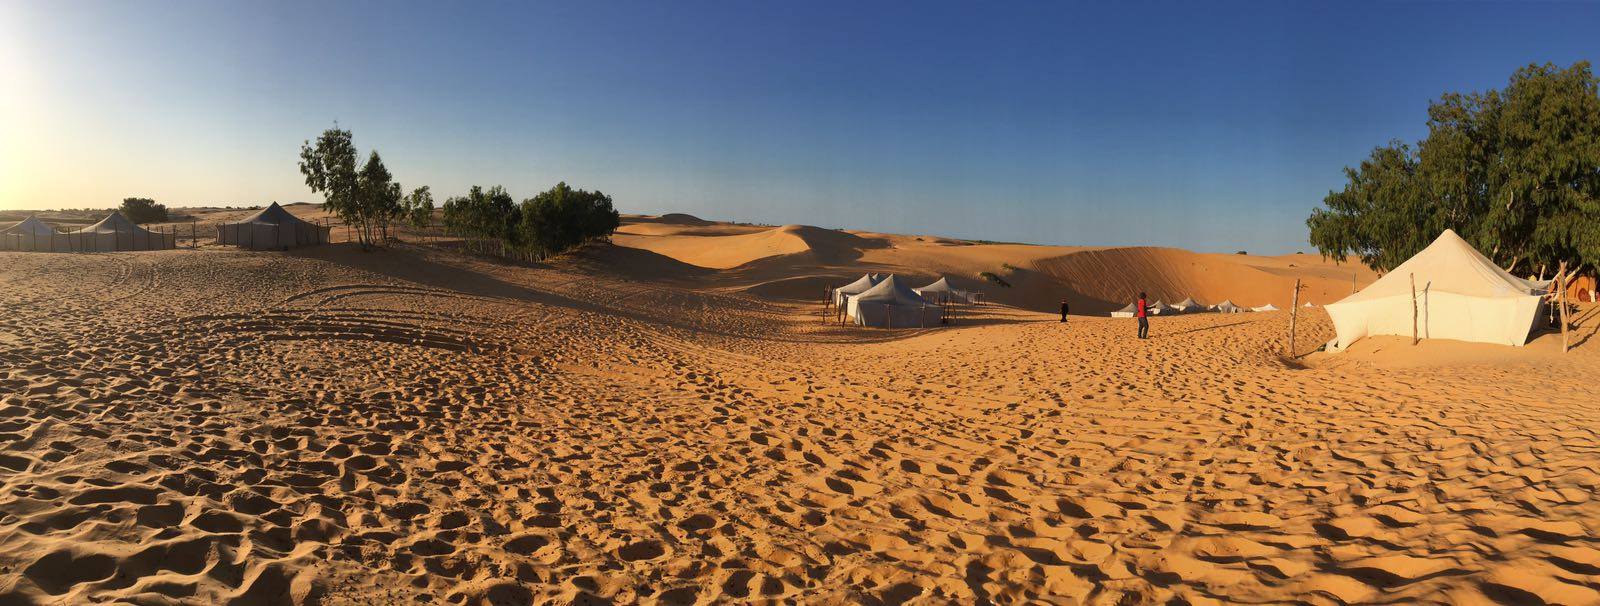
top-left (0, 212), bottom-right (1595, 604)
top-left (618, 215), bottom-right (1376, 314)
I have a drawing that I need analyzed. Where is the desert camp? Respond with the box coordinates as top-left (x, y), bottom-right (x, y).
top-left (6, 4), bottom-right (1600, 605)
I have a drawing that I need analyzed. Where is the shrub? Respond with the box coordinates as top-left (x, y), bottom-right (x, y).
top-left (120, 197), bottom-right (168, 223)
top-left (980, 272), bottom-right (1011, 288)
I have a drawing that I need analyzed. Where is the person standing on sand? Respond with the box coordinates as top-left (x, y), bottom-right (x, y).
top-left (1060, 298), bottom-right (1069, 322)
top-left (1136, 291), bottom-right (1150, 339)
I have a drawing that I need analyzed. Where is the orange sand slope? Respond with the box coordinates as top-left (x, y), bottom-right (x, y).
top-left (1, 215), bottom-right (1598, 604)
top-left (614, 215), bottom-right (1377, 313)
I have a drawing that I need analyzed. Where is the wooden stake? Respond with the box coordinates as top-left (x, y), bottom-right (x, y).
top-left (1559, 261), bottom-right (1570, 353)
top-left (1410, 273), bottom-right (1419, 345)
top-left (1288, 278), bottom-right (1302, 356)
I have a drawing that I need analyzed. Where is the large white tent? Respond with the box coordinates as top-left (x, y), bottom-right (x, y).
top-left (1325, 229), bottom-right (1542, 351)
top-left (913, 276), bottom-right (974, 304)
top-left (217, 203), bottom-right (329, 250)
top-left (1110, 302), bottom-right (1138, 318)
top-left (1148, 300), bottom-right (1175, 315)
top-left (846, 275), bottom-right (940, 328)
top-left (832, 274), bottom-right (884, 307)
top-left (1251, 303), bottom-right (1280, 312)
top-left (1212, 300), bottom-right (1243, 313)
top-left (1171, 298), bottom-right (1203, 313)
top-left (1, 216), bottom-right (64, 251)
top-left (63, 212), bottom-right (176, 252)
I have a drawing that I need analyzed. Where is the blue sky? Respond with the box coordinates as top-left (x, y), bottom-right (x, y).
top-left (3, 1), bottom-right (1597, 252)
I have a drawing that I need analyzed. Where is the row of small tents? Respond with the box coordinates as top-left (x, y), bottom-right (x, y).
top-left (1109, 298), bottom-right (1288, 317)
top-left (0, 203), bottom-right (329, 252)
top-left (832, 274), bottom-right (977, 328)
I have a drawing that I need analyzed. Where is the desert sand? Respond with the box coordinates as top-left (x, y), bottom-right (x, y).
top-left (1, 212), bottom-right (1598, 605)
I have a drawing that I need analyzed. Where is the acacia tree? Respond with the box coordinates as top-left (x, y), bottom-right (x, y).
top-left (1309, 61), bottom-right (1600, 277)
top-left (299, 128), bottom-right (403, 249)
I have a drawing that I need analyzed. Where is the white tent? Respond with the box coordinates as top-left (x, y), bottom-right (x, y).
top-left (847, 275), bottom-right (940, 328)
top-left (1148, 300), bottom-right (1175, 315)
top-left (1110, 302), bottom-right (1138, 318)
top-left (1212, 300), bottom-right (1243, 313)
top-left (1, 216), bottom-right (64, 251)
top-left (913, 276), bottom-right (974, 304)
top-left (217, 203), bottom-right (329, 250)
top-left (1325, 229), bottom-right (1542, 351)
top-left (1171, 298), bottom-right (1203, 313)
top-left (832, 274), bottom-right (884, 307)
top-left (1304, 302), bottom-right (1316, 308)
top-left (63, 212), bottom-right (176, 252)
top-left (1251, 303), bottom-right (1280, 312)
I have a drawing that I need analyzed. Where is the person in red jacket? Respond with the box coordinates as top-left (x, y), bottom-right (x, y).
top-left (1136, 291), bottom-right (1150, 339)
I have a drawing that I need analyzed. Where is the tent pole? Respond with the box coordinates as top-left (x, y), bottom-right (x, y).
top-left (1410, 273), bottom-right (1418, 346)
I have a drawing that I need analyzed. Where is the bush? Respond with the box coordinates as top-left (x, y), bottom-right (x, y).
top-left (980, 272), bottom-right (1011, 288)
top-left (516, 182), bottom-right (620, 258)
top-left (120, 197), bottom-right (168, 223)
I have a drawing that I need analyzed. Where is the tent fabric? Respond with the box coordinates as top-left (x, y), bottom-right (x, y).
top-left (1325, 229), bottom-right (1541, 350)
top-left (1110, 302), bottom-right (1138, 318)
top-left (1171, 298), bottom-right (1203, 313)
top-left (913, 276), bottom-right (974, 304)
top-left (0, 216), bottom-right (66, 251)
top-left (217, 203), bottom-right (329, 250)
top-left (1252, 303), bottom-right (1280, 312)
top-left (1212, 300), bottom-right (1243, 313)
top-left (60, 212), bottom-right (176, 252)
top-left (1148, 300), bottom-right (1175, 315)
top-left (846, 275), bottom-right (939, 328)
top-left (832, 274), bottom-right (884, 306)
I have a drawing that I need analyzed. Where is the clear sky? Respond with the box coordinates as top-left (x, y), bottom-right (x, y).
top-left (3, 2), bottom-right (1597, 252)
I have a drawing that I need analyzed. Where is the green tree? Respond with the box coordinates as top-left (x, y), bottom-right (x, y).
top-left (1309, 61), bottom-right (1600, 278)
top-left (120, 197), bottom-right (169, 223)
top-left (299, 128), bottom-right (403, 249)
top-left (443, 185), bottom-right (518, 256)
top-left (358, 151), bottom-right (403, 245)
top-left (404, 186), bottom-right (434, 230)
top-left (517, 182), bottom-right (620, 259)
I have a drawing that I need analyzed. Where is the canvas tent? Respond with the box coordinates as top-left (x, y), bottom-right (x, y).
top-left (1325, 229), bottom-right (1542, 351)
top-left (63, 212), bottom-right (176, 252)
top-left (846, 275), bottom-right (940, 328)
top-left (1171, 298), bottom-right (1202, 313)
top-left (1212, 300), bottom-right (1243, 313)
top-left (1252, 303), bottom-right (1280, 312)
top-left (1110, 302), bottom-right (1139, 318)
top-left (913, 276), bottom-right (974, 304)
top-left (217, 203), bottom-right (329, 250)
top-left (1148, 300), bottom-right (1175, 315)
top-left (832, 274), bottom-right (884, 307)
top-left (1, 216), bottom-right (65, 251)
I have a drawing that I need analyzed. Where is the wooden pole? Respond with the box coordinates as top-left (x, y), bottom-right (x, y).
top-left (1410, 273), bottom-right (1419, 346)
top-left (1559, 261), bottom-right (1571, 353)
top-left (1288, 278), bottom-right (1301, 356)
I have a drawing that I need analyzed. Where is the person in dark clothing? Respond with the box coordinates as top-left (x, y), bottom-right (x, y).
top-left (1060, 299), bottom-right (1069, 322)
top-left (1136, 291), bottom-right (1150, 339)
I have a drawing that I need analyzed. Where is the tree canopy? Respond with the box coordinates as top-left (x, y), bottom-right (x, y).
top-left (441, 182), bottom-right (619, 261)
top-left (1308, 61), bottom-right (1600, 277)
top-left (120, 197), bottom-right (168, 224)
